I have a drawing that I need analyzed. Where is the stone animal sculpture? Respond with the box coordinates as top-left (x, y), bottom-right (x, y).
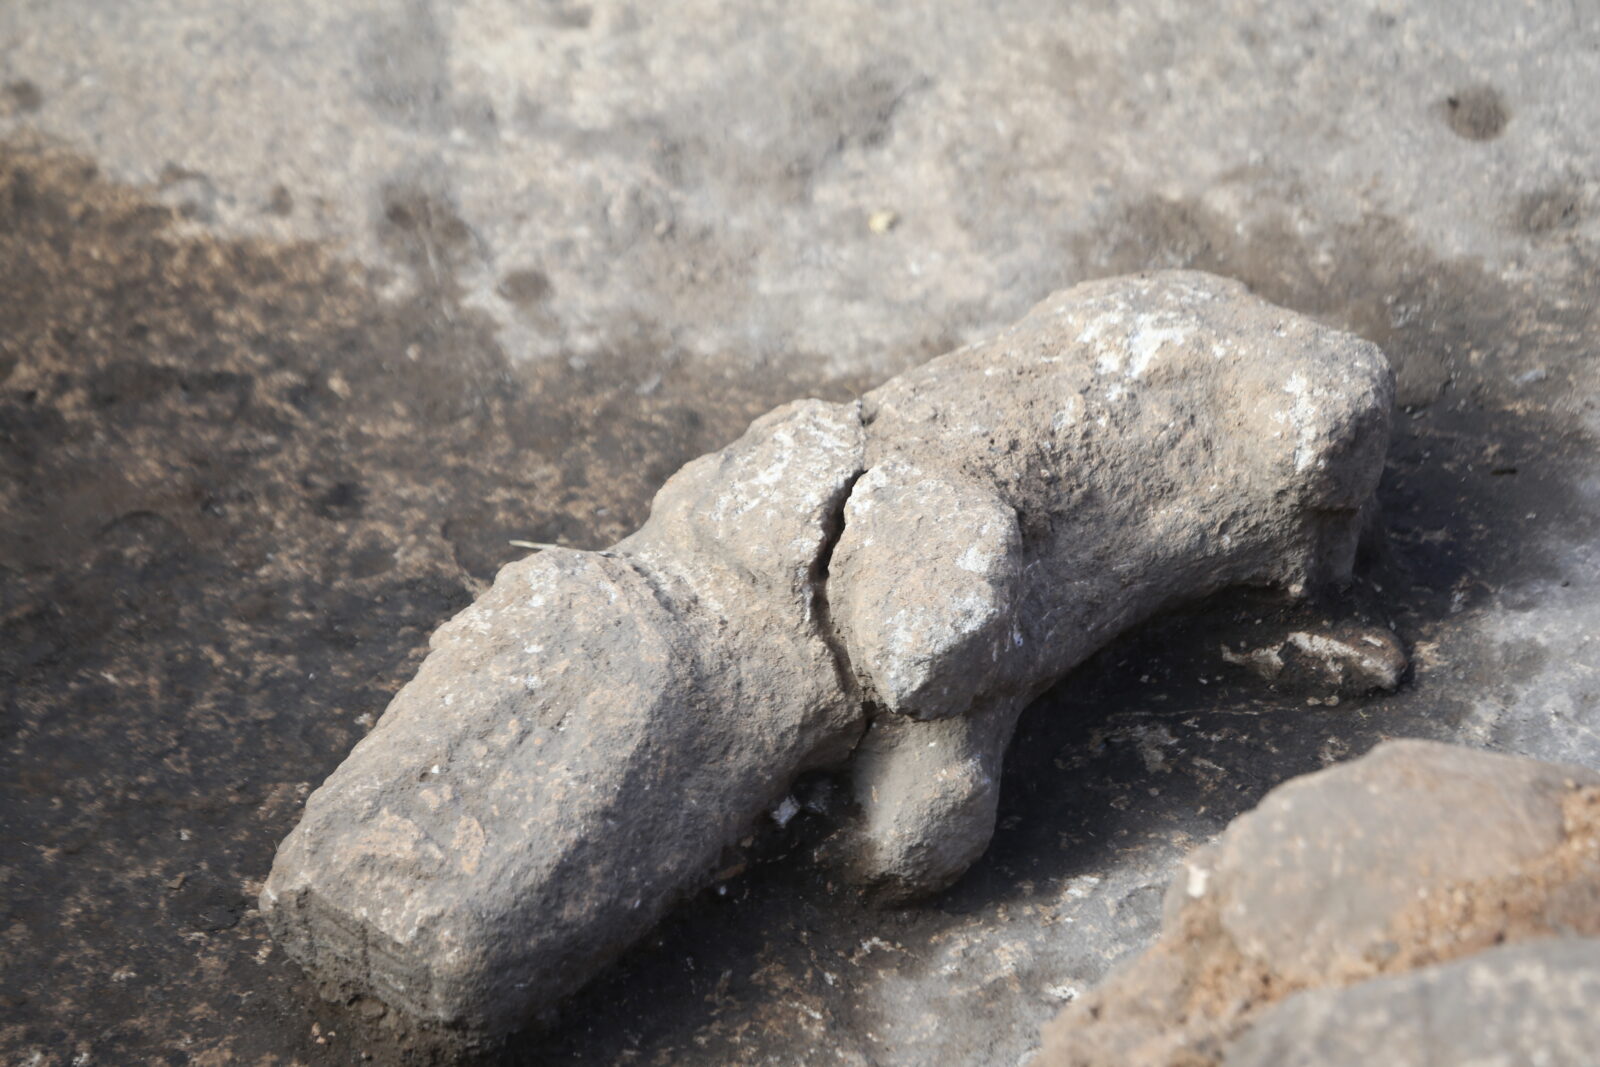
top-left (261, 271), bottom-right (1394, 1048)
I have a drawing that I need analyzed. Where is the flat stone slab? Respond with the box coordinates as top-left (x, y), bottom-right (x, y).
top-left (1038, 739), bottom-right (1600, 1066)
top-left (1224, 937), bottom-right (1600, 1067)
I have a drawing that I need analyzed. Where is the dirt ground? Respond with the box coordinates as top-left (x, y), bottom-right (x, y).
top-left (3, 2), bottom-right (1600, 1064)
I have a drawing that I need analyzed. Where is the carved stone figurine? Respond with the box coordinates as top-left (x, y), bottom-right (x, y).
top-left (261, 271), bottom-right (1394, 1049)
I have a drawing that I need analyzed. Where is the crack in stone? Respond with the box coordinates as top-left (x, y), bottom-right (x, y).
top-left (811, 465), bottom-right (869, 713)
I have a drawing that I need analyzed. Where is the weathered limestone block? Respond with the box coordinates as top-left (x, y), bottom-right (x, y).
top-left (1198, 740), bottom-right (1593, 984)
top-left (1037, 740), bottom-right (1600, 1067)
top-left (262, 271), bottom-right (1395, 1045)
top-left (1224, 938), bottom-right (1600, 1067)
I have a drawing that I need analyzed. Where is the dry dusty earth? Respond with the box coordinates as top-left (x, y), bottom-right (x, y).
top-left (2, 1), bottom-right (1599, 1064)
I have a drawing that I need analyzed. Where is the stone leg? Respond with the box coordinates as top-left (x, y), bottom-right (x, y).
top-left (843, 696), bottom-right (1026, 902)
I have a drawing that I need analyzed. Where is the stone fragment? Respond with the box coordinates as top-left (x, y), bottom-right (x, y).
top-left (831, 458), bottom-right (1023, 723)
top-left (262, 398), bottom-right (867, 1043)
top-left (1221, 623), bottom-right (1407, 695)
top-left (832, 271), bottom-right (1394, 898)
top-left (1037, 740), bottom-right (1600, 1067)
top-left (1283, 628), bottom-right (1405, 689)
top-left (1223, 938), bottom-right (1600, 1067)
top-left (262, 271), bottom-right (1395, 1046)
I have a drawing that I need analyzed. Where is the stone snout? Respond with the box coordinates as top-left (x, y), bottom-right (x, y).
top-left (260, 271), bottom-right (1395, 1048)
